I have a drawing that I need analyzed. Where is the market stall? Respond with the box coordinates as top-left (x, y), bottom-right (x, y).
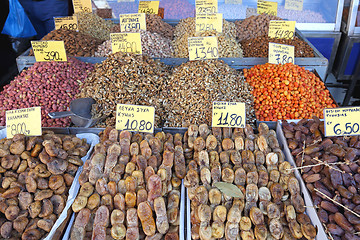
top-left (0, 1), bottom-right (357, 240)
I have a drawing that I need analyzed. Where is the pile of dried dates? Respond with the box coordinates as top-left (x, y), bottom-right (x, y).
top-left (283, 117), bottom-right (360, 240)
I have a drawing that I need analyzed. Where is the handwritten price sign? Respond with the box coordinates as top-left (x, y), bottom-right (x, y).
top-left (120, 13), bottom-right (146, 32)
top-left (116, 104), bottom-right (155, 133)
top-left (72, 0), bottom-right (92, 13)
top-left (212, 102), bottom-right (246, 128)
top-left (268, 20), bottom-right (296, 39)
top-left (324, 107), bottom-right (360, 137)
top-left (54, 16), bottom-right (78, 31)
top-left (111, 33), bottom-right (142, 54)
top-left (268, 43), bottom-right (294, 65)
top-left (257, 0), bottom-right (278, 16)
top-left (196, 0), bottom-right (218, 14)
top-left (285, 0), bottom-right (303, 11)
top-left (31, 41), bottom-right (67, 62)
top-left (188, 36), bottom-right (219, 61)
top-left (138, 1), bottom-right (159, 14)
top-left (196, 13), bottom-right (223, 33)
top-left (6, 107), bottom-right (42, 138)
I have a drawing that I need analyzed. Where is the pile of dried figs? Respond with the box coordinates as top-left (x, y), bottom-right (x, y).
top-left (184, 123), bottom-right (317, 239)
top-left (0, 132), bottom-right (90, 239)
top-left (70, 127), bottom-right (186, 239)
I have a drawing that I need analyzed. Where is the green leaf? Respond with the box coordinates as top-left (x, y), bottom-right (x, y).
top-left (214, 182), bottom-right (244, 199)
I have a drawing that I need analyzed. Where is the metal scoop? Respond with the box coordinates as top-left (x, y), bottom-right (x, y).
top-left (48, 98), bottom-right (101, 128)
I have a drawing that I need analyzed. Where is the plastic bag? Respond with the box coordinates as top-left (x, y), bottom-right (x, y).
top-left (1, 0), bottom-right (37, 38)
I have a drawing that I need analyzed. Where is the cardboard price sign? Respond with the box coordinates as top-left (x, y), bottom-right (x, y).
top-left (196, 0), bottom-right (218, 14)
top-left (268, 20), bottom-right (296, 39)
top-left (285, 0), bottom-right (303, 11)
top-left (257, 0), bottom-right (277, 16)
top-left (138, 1), bottom-right (159, 14)
top-left (120, 13), bottom-right (146, 32)
top-left (324, 107), bottom-right (360, 137)
top-left (188, 36), bottom-right (219, 61)
top-left (268, 43), bottom-right (294, 64)
top-left (212, 102), bottom-right (246, 128)
top-left (54, 16), bottom-right (78, 31)
top-left (72, 0), bottom-right (92, 13)
top-left (31, 41), bottom-right (67, 62)
top-left (116, 104), bottom-right (155, 133)
top-left (111, 33), bottom-right (142, 54)
top-left (196, 13), bottom-right (223, 33)
top-left (6, 107), bottom-right (42, 138)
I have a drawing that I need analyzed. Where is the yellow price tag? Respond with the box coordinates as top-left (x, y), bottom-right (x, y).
top-left (268, 43), bottom-right (294, 65)
top-left (257, 0), bottom-right (277, 16)
top-left (6, 107), bottom-right (42, 138)
top-left (110, 33), bottom-right (142, 54)
top-left (31, 41), bottom-right (67, 62)
top-left (120, 13), bottom-right (146, 32)
top-left (54, 16), bottom-right (78, 31)
top-left (196, 13), bottom-right (223, 33)
top-left (324, 107), bottom-right (360, 137)
top-left (212, 102), bottom-right (246, 128)
top-left (268, 20), bottom-right (296, 39)
top-left (225, 0), bottom-right (242, 4)
top-left (285, 0), bottom-right (303, 11)
top-left (138, 1), bottom-right (159, 14)
top-left (116, 104), bottom-right (155, 133)
top-left (196, 0), bottom-right (218, 14)
top-left (72, 0), bottom-right (92, 13)
top-left (188, 37), bottom-right (219, 61)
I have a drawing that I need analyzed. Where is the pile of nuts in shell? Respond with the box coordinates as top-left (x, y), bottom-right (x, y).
top-left (29, 29), bottom-right (104, 57)
top-left (0, 58), bottom-right (94, 127)
top-left (172, 17), bottom-right (242, 58)
top-left (0, 132), bottom-right (90, 239)
top-left (235, 14), bottom-right (283, 42)
top-left (75, 12), bottom-right (114, 41)
top-left (145, 14), bottom-right (175, 40)
top-left (77, 52), bottom-right (171, 128)
top-left (98, 30), bottom-right (174, 58)
top-left (241, 35), bottom-right (315, 58)
top-left (283, 118), bottom-right (360, 240)
top-left (70, 127), bottom-right (186, 239)
top-left (162, 60), bottom-right (255, 127)
top-left (184, 123), bottom-right (317, 239)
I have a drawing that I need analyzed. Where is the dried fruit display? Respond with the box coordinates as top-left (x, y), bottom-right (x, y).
top-left (172, 17), bottom-right (242, 58)
top-left (0, 58), bottom-right (94, 127)
top-left (162, 60), bottom-right (255, 127)
top-left (184, 123), bottom-right (317, 239)
top-left (283, 118), bottom-right (360, 240)
top-left (97, 30), bottom-right (174, 58)
top-left (240, 35), bottom-right (314, 58)
top-left (145, 14), bottom-right (175, 40)
top-left (29, 29), bottom-right (104, 57)
top-left (0, 131), bottom-right (90, 239)
top-left (235, 14), bottom-right (283, 42)
top-left (74, 12), bottom-right (114, 41)
top-left (70, 127), bottom-right (186, 239)
top-left (77, 52), bottom-right (171, 128)
top-left (244, 63), bottom-right (336, 121)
